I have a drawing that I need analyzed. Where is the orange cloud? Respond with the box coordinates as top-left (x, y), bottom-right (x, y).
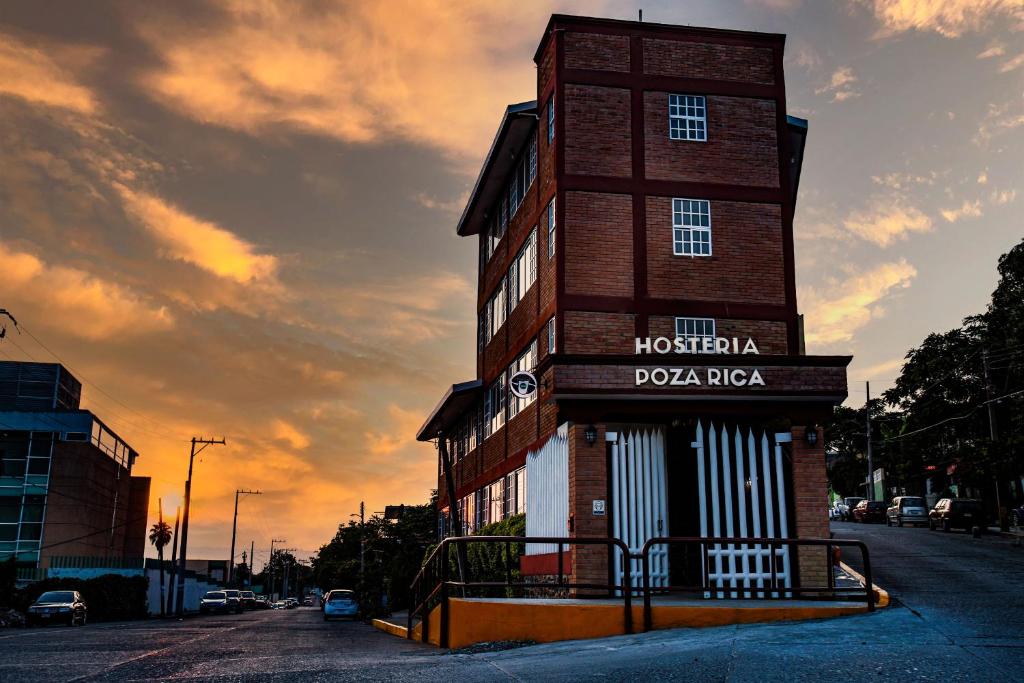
top-left (842, 201), bottom-right (933, 246)
top-left (862, 0), bottom-right (1024, 37)
top-left (0, 32), bottom-right (100, 113)
top-left (801, 260), bottom-right (917, 347)
top-left (128, 0), bottom-right (548, 159)
top-left (116, 185), bottom-right (278, 284)
top-left (272, 419), bottom-right (311, 450)
top-left (1, 241), bottom-right (174, 340)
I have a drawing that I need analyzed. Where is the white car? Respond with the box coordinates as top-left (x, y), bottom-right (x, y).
top-left (322, 589), bottom-right (358, 621)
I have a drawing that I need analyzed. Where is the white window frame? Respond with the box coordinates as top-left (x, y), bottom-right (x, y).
top-left (547, 316), bottom-right (556, 354)
top-left (547, 198), bottom-right (556, 258)
top-left (675, 317), bottom-right (716, 348)
top-left (668, 94), bottom-right (707, 141)
top-left (507, 340), bottom-right (538, 420)
top-left (672, 198), bottom-right (712, 256)
top-left (484, 277), bottom-right (507, 343)
top-left (508, 229), bottom-right (537, 313)
top-left (485, 372), bottom-right (506, 438)
top-left (547, 94), bottom-right (555, 143)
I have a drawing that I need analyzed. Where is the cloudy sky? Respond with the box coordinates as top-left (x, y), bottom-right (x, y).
top-left (1, 0), bottom-right (1021, 564)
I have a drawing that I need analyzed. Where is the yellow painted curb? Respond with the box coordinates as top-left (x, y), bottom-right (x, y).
top-left (372, 618), bottom-right (409, 639)
top-left (839, 561), bottom-right (890, 608)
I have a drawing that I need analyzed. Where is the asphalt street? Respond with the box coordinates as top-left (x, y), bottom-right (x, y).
top-left (1, 524), bottom-right (1021, 681)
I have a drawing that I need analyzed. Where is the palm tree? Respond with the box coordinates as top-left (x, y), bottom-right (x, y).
top-left (149, 520), bottom-right (173, 616)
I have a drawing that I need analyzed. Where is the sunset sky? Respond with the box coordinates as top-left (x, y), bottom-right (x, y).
top-left (1, 0), bottom-right (1022, 566)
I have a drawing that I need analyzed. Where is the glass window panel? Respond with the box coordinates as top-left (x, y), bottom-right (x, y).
top-left (0, 525), bottom-right (17, 542)
top-left (18, 522), bottom-right (41, 541)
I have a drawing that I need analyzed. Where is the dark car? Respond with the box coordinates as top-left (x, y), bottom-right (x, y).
top-left (26, 590), bottom-right (87, 626)
top-left (239, 590), bottom-right (257, 610)
top-left (852, 500), bottom-right (887, 523)
top-left (929, 498), bottom-right (985, 532)
top-left (1011, 504), bottom-right (1024, 527)
top-left (887, 496), bottom-right (929, 527)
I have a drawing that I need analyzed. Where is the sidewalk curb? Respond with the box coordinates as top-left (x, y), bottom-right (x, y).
top-left (838, 561), bottom-right (890, 609)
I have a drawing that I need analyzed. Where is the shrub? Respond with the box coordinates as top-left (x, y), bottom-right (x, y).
top-left (13, 574), bottom-right (149, 622)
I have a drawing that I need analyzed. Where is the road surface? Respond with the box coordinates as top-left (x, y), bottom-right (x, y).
top-left (1, 524), bottom-right (1021, 681)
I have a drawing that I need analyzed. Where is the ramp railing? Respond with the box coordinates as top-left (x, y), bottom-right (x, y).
top-left (408, 535), bottom-right (632, 648)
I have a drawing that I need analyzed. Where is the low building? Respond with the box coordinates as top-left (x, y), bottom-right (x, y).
top-left (0, 361), bottom-right (150, 571)
top-left (417, 15), bottom-right (848, 593)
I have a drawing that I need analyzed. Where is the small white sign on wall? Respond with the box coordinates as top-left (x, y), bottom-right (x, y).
top-left (592, 499), bottom-right (606, 516)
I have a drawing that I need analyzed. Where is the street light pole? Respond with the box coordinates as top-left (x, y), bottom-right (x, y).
top-left (269, 538), bottom-right (286, 600)
top-left (865, 381), bottom-right (874, 501)
top-left (175, 437), bottom-right (226, 616)
top-left (228, 489), bottom-right (261, 585)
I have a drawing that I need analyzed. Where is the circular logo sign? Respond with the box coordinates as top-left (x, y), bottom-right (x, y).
top-left (509, 371), bottom-right (538, 399)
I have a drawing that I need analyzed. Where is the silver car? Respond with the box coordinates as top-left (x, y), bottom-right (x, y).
top-left (887, 495), bottom-right (928, 527)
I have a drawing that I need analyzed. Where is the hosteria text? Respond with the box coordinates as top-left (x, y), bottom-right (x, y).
top-left (634, 336), bottom-right (765, 387)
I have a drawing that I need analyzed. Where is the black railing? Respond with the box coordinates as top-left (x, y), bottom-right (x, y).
top-left (639, 536), bottom-right (874, 632)
top-left (408, 535), bottom-right (632, 648)
top-left (408, 535), bottom-right (874, 647)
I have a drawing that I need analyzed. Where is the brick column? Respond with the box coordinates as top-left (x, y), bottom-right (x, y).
top-left (790, 425), bottom-right (829, 589)
top-left (568, 422), bottom-right (609, 594)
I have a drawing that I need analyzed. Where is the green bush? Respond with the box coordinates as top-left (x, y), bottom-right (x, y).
top-left (13, 574), bottom-right (149, 622)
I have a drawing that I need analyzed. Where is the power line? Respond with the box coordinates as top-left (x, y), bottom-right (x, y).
top-left (883, 387), bottom-right (1024, 443)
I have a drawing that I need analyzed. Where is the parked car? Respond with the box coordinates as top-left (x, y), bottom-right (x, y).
top-left (323, 589), bottom-right (358, 621)
top-left (25, 590), bottom-right (87, 626)
top-left (239, 590), bottom-right (257, 610)
top-left (1011, 504), bottom-right (1024, 527)
top-left (200, 591), bottom-right (232, 615)
top-left (840, 497), bottom-right (865, 521)
top-left (253, 596), bottom-right (272, 609)
top-left (284, 598), bottom-right (298, 609)
top-left (222, 589), bottom-right (244, 614)
top-left (929, 498), bottom-right (985, 532)
top-left (272, 601), bottom-right (288, 609)
top-left (852, 500), bottom-right (887, 523)
top-left (887, 496), bottom-right (929, 527)
top-left (302, 597), bottom-right (313, 606)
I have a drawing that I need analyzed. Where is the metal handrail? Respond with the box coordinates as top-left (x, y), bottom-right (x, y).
top-left (638, 536), bottom-right (874, 632)
top-left (408, 535), bottom-right (633, 648)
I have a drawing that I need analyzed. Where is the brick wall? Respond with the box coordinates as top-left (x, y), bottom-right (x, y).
top-left (568, 423), bottom-right (610, 592)
top-left (565, 32), bottom-right (630, 71)
top-left (565, 85), bottom-right (632, 177)
top-left (790, 425), bottom-right (830, 588)
top-left (646, 197), bottom-right (785, 305)
top-left (643, 38), bottom-right (775, 84)
top-left (507, 401), bottom-right (539, 455)
top-left (565, 191), bottom-right (633, 297)
top-left (564, 311), bottom-right (635, 354)
top-left (644, 93), bottom-right (779, 187)
top-left (648, 316), bottom-right (788, 354)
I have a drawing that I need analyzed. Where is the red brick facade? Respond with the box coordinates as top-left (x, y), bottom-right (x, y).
top-left (423, 16), bottom-right (847, 592)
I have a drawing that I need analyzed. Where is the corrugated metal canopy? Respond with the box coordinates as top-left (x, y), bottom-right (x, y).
top-left (455, 101), bottom-right (538, 236)
top-left (415, 380), bottom-right (482, 441)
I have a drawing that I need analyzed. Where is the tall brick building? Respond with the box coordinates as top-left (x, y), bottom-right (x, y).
top-left (417, 15), bottom-right (849, 592)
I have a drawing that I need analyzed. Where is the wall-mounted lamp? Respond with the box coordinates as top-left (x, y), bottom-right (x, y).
top-left (584, 425), bottom-right (598, 446)
top-left (806, 426), bottom-right (819, 446)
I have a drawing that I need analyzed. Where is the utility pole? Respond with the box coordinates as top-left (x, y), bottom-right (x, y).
top-left (249, 540), bottom-right (255, 587)
top-left (359, 501), bottom-right (365, 582)
top-left (227, 489), bottom-right (262, 585)
top-left (166, 505), bottom-right (181, 616)
top-left (982, 351), bottom-right (1007, 530)
top-left (158, 498), bottom-right (166, 617)
top-left (269, 538), bottom-right (286, 600)
top-left (865, 381), bottom-right (874, 501)
top-left (175, 437), bottom-right (226, 616)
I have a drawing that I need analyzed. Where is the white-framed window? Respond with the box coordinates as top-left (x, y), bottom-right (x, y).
top-left (507, 340), bottom-right (538, 420)
top-left (484, 277), bottom-right (507, 343)
top-left (516, 467), bottom-right (526, 514)
top-left (669, 94), bottom-right (707, 141)
top-left (503, 466), bottom-right (527, 518)
top-left (547, 198), bottom-right (556, 258)
top-left (508, 140), bottom-right (537, 220)
top-left (547, 316), bottom-right (556, 354)
top-left (484, 372), bottom-right (506, 438)
top-left (508, 229), bottom-right (537, 313)
top-left (547, 94), bottom-right (555, 143)
top-left (675, 317), bottom-right (716, 347)
top-left (488, 479), bottom-right (504, 525)
top-left (672, 198), bottom-right (712, 256)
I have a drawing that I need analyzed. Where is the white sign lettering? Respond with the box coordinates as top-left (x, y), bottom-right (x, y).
top-left (635, 368), bottom-right (765, 387)
top-left (634, 336), bottom-right (760, 355)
